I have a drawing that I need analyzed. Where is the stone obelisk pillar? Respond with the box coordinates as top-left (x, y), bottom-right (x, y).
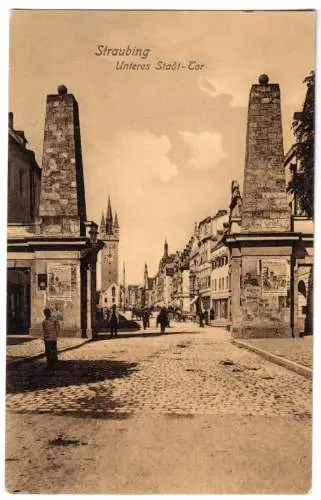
top-left (227, 75), bottom-right (292, 339)
top-left (31, 85), bottom-right (89, 336)
top-left (242, 74), bottom-right (290, 232)
top-left (39, 84), bottom-right (87, 235)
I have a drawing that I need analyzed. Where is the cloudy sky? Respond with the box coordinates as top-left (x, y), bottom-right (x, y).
top-left (9, 10), bottom-right (315, 283)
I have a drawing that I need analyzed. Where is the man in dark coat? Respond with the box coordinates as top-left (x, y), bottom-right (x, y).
top-left (157, 307), bottom-right (169, 334)
top-left (108, 304), bottom-right (119, 336)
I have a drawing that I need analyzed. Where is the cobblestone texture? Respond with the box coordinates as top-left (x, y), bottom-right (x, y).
top-left (243, 336), bottom-right (313, 368)
top-left (6, 324), bottom-right (312, 421)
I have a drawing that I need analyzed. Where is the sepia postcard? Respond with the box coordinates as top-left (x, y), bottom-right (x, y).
top-left (5, 8), bottom-right (315, 494)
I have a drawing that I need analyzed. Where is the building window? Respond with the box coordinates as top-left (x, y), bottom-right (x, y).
top-left (112, 286), bottom-right (116, 297)
top-left (104, 298), bottom-right (107, 303)
top-left (214, 279), bottom-right (217, 292)
top-left (226, 276), bottom-right (229, 290)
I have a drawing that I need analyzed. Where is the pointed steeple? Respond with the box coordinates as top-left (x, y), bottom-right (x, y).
top-left (100, 210), bottom-right (106, 233)
top-left (114, 211), bottom-right (119, 229)
top-left (164, 239), bottom-right (168, 258)
top-left (106, 195), bottom-right (113, 234)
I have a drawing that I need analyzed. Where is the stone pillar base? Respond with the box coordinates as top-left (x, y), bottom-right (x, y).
top-left (233, 326), bottom-right (293, 339)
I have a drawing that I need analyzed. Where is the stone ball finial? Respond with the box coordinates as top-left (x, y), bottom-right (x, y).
top-left (258, 74), bottom-right (269, 85)
top-left (57, 85), bottom-right (68, 95)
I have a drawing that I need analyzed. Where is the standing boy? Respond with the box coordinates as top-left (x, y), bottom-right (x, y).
top-left (42, 308), bottom-right (60, 368)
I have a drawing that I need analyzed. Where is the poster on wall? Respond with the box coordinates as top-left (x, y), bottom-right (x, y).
top-left (47, 301), bottom-right (65, 321)
top-left (47, 263), bottom-right (72, 298)
top-left (261, 259), bottom-right (288, 295)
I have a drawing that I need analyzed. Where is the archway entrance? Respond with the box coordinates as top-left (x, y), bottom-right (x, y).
top-left (297, 265), bottom-right (313, 336)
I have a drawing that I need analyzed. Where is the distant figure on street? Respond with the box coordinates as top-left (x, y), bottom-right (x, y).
top-left (157, 307), bottom-right (169, 334)
top-left (142, 309), bottom-right (150, 330)
top-left (42, 308), bottom-right (60, 369)
top-left (210, 308), bottom-right (215, 321)
top-left (196, 295), bottom-right (204, 328)
top-left (108, 304), bottom-right (120, 337)
top-left (103, 307), bottom-right (108, 324)
top-left (203, 309), bottom-right (209, 326)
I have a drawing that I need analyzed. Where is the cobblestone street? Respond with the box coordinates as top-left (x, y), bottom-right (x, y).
top-left (6, 323), bottom-right (312, 493)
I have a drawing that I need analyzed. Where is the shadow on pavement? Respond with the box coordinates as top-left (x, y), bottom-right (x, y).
top-left (98, 315), bottom-right (141, 332)
top-left (97, 329), bottom-right (202, 340)
top-left (6, 358), bottom-right (138, 395)
top-left (6, 336), bottom-right (37, 346)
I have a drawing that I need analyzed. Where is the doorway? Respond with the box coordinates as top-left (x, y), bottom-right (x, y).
top-left (297, 265), bottom-right (313, 336)
top-left (7, 268), bottom-right (31, 334)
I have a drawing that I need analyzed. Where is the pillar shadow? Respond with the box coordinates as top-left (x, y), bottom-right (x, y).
top-left (6, 358), bottom-right (138, 395)
top-left (6, 336), bottom-right (37, 346)
top-left (97, 329), bottom-right (202, 340)
top-left (97, 315), bottom-right (141, 332)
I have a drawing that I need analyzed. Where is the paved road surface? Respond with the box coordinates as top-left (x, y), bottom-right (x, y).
top-left (6, 323), bottom-right (312, 494)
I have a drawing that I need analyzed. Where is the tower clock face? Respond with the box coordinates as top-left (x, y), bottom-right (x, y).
top-left (103, 249), bottom-right (114, 264)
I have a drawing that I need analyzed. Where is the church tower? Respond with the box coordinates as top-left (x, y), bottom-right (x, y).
top-left (100, 196), bottom-right (119, 291)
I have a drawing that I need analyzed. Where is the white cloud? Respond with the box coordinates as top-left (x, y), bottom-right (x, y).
top-left (179, 130), bottom-right (228, 171)
top-left (198, 75), bottom-right (248, 107)
top-left (107, 130), bottom-right (178, 184)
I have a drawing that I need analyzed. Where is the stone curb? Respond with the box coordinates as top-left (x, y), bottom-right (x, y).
top-left (231, 339), bottom-right (312, 379)
top-left (6, 338), bottom-right (91, 366)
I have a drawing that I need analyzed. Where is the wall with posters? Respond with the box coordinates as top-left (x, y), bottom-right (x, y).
top-left (30, 251), bottom-right (83, 336)
top-left (239, 255), bottom-right (291, 337)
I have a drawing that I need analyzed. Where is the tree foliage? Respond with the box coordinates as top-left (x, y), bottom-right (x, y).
top-left (287, 71), bottom-right (315, 218)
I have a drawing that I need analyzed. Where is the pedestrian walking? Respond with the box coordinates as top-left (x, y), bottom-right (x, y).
top-left (142, 309), bottom-right (149, 330)
top-left (42, 308), bottom-right (60, 369)
top-left (108, 304), bottom-right (119, 336)
top-left (157, 307), bottom-right (169, 334)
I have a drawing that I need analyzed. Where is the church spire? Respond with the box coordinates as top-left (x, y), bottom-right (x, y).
top-left (100, 210), bottom-right (105, 233)
top-left (164, 239), bottom-right (168, 258)
top-left (106, 195), bottom-right (113, 234)
top-left (114, 211), bottom-right (119, 229)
